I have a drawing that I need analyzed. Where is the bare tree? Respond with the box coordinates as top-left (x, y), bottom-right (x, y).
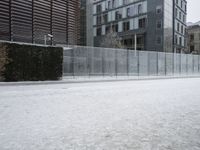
top-left (100, 30), bottom-right (124, 48)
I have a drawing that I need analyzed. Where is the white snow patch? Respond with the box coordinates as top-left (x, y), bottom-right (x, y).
top-left (0, 78), bottom-right (200, 150)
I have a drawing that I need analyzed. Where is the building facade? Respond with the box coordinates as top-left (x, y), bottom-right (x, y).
top-left (92, 0), bottom-right (187, 52)
top-left (80, 0), bottom-right (87, 46)
top-left (187, 25), bottom-right (200, 54)
top-left (0, 0), bottom-right (80, 45)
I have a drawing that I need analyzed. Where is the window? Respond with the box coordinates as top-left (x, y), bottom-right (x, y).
top-left (175, 35), bottom-right (178, 44)
top-left (127, 8), bottom-right (130, 17)
top-left (176, 0), bottom-right (178, 4)
top-left (97, 27), bottom-right (102, 36)
top-left (96, 4), bottom-right (102, 13)
top-left (97, 15), bottom-right (101, 25)
top-left (177, 22), bottom-right (180, 32)
top-left (156, 6), bottom-right (162, 14)
top-left (103, 14), bottom-right (108, 23)
top-left (175, 8), bottom-right (178, 17)
top-left (190, 34), bottom-right (194, 41)
top-left (115, 11), bottom-right (122, 20)
top-left (139, 18), bottom-right (146, 28)
top-left (138, 4), bottom-right (142, 14)
top-left (156, 20), bottom-right (162, 29)
top-left (123, 0), bottom-right (128, 5)
top-left (179, 12), bottom-right (181, 20)
top-left (106, 25), bottom-right (111, 34)
top-left (179, 37), bottom-right (182, 45)
top-left (112, 0), bottom-right (116, 8)
top-left (108, 1), bottom-right (111, 9)
top-left (156, 36), bottom-right (161, 44)
top-left (112, 24), bottom-right (118, 32)
top-left (181, 25), bottom-right (183, 34)
top-left (123, 21), bottom-right (130, 31)
top-left (181, 1), bottom-right (183, 8)
top-left (190, 45), bottom-right (194, 52)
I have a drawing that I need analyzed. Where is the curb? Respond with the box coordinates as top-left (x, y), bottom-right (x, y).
top-left (0, 75), bottom-right (200, 86)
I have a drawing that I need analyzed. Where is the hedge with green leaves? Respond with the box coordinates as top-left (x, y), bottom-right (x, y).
top-left (0, 42), bottom-right (63, 81)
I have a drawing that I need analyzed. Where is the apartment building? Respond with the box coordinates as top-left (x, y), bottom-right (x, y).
top-left (91, 0), bottom-right (187, 52)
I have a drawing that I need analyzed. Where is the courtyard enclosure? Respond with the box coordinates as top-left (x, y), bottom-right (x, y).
top-left (63, 46), bottom-right (200, 77)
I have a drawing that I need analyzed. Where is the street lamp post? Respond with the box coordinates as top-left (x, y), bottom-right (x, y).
top-left (44, 34), bottom-right (53, 45)
top-left (134, 34), bottom-right (137, 56)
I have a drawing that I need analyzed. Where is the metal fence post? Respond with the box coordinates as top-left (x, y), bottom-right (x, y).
top-left (156, 51), bottom-right (159, 76)
top-left (198, 55), bottom-right (200, 73)
top-left (127, 49), bottom-right (129, 76)
top-left (115, 49), bottom-right (118, 77)
top-left (192, 54), bottom-right (195, 73)
top-left (87, 47), bottom-right (90, 78)
top-left (186, 54), bottom-right (188, 75)
top-left (179, 53), bottom-right (182, 75)
top-left (72, 47), bottom-right (75, 78)
top-left (173, 52), bottom-right (175, 76)
top-left (137, 51), bottom-right (140, 77)
top-left (62, 48), bottom-right (64, 78)
top-left (102, 49), bottom-right (105, 77)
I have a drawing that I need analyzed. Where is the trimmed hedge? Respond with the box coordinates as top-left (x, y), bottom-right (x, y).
top-left (0, 42), bottom-right (63, 82)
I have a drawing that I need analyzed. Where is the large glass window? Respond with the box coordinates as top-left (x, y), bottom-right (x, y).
top-left (96, 4), bottom-right (102, 13)
top-left (112, 0), bottom-right (116, 8)
top-left (139, 18), bottom-right (146, 28)
top-left (97, 15), bottom-right (102, 25)
top-left (127, 8), bottom-right (130, 17)
top-left (123, 21), bottom-right (130, 31)
top-left (156, 20), bottom-right (162, 29)
top-left (179, 37), bottom-right (182, 46)
top-left (97, 27), bottom-right (102, 36)
top-left (112, 24), bottom-right (118, 32)
top-left (179, 12), bottom-right (181, 20)
top-left (156, 6), bottom-right (162, 14)
top-left (181, 25), bottom-right (183, 34)
top-left (177, 22), bottom-right (180, 32)
top-left (138, 4), bottom-right (142, 14)
top-left (108, 1), bottom-right (111, 9)
top-left (103, 14), bottom-right (108, 23)
top-left (115, 10), bottom-right (122, 20)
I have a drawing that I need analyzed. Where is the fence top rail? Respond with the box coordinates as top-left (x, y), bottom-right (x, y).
top-left (61, 45), bottom-right (200, 57)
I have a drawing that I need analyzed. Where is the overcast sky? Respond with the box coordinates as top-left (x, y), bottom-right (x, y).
top-left (187, 0), bottom-right (200, 22)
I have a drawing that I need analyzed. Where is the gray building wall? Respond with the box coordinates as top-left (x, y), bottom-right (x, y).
top-left (91, 0), bottom-right (187, 53)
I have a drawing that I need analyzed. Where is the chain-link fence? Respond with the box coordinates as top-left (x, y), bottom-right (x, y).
top-left (63, 46), bottom-right (200, 77)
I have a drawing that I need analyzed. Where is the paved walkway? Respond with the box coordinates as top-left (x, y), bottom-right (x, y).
top-left (0, 78), bottom-right (200, 150)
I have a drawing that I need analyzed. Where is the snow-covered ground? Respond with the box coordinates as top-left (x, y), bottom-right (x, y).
top-left (0, 78), bottom-right (200, 150)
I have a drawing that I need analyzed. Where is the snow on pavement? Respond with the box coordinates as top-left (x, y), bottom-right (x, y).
top-left (0, 78), bottom-right (200, 150)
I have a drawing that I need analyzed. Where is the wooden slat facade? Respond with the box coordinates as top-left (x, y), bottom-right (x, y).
top-left (0, 0), bottom-right (10, 41)
top-left (0, 0), bottom-right (80, 45)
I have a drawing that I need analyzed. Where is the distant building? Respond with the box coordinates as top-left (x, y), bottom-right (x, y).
top-left (187, 25), bottom-right (200, 54)
top-left (91, 0), bottom-right (187, 52)
top-left (0, 0), bottom-right (80, 45)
